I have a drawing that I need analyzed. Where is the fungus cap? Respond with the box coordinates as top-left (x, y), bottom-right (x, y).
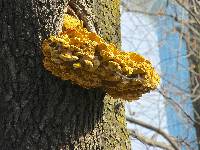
top-left (42, 14), bottom-right (160, 101)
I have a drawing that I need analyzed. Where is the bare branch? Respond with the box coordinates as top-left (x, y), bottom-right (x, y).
top-left (158, 89), bottom-right (200, 125)
top-left (126, 116), bottom-right (180, 150)
top-left (121, 1), bottom-right (174, 18)
top-left (130, 130), bottom-right (174, 150)
top-left (68, 1), bottom-right (96, 33)
top-left (174, 0), bottom-right (200, 26)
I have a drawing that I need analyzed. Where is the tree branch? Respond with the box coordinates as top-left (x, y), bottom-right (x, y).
top-left (130, 130), bottom-right (174, 150)
top-left (126, 116), bottom-right (180, 150)
top-left (68, 1), bottom-right (96, 33)
top-left (158, 89), bottom-right (200, 126)
top-left (174, 0), bottom-right (200, 26)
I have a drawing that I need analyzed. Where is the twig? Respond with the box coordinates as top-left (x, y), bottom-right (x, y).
top-left (174, 0), bottom-right (200, 26)
top-left (158, 89), bottom-right (200, 126)
top-left (115, 71), bottom-right (144, 80)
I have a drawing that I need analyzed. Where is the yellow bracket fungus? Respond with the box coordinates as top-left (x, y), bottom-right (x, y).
top-left (42, 14), bottom-right (160, 100)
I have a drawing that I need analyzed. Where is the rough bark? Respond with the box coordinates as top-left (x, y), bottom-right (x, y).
top-left (189, 34), bottom-right (200, 150)
top-left (188, 2), bottom-right (200, 149)
top-left (189, 32), bottom-right (200, 150)
top-left (0, 0), bottom-right (130, 149)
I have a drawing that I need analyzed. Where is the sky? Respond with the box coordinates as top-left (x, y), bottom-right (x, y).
top-left (121, 11), bottom-right (168, 150)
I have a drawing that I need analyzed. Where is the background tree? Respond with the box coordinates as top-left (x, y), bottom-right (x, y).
top-left (182, 0), bottom-right (200, 149)
top-left (121, 0), bottom-right (200, 150)
top-left (0, 0), bottom-right (131, 149)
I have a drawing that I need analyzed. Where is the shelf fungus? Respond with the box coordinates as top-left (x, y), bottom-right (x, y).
top-left (42, 14), bottom-right (160, 100)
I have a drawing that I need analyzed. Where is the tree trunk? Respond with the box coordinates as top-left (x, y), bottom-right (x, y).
top-left (0, 0), bottom-right (130, 149)
top-left (189, 33), bottom-right (200, 150)
top-left (188, 2), bottom-right (200, 150)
